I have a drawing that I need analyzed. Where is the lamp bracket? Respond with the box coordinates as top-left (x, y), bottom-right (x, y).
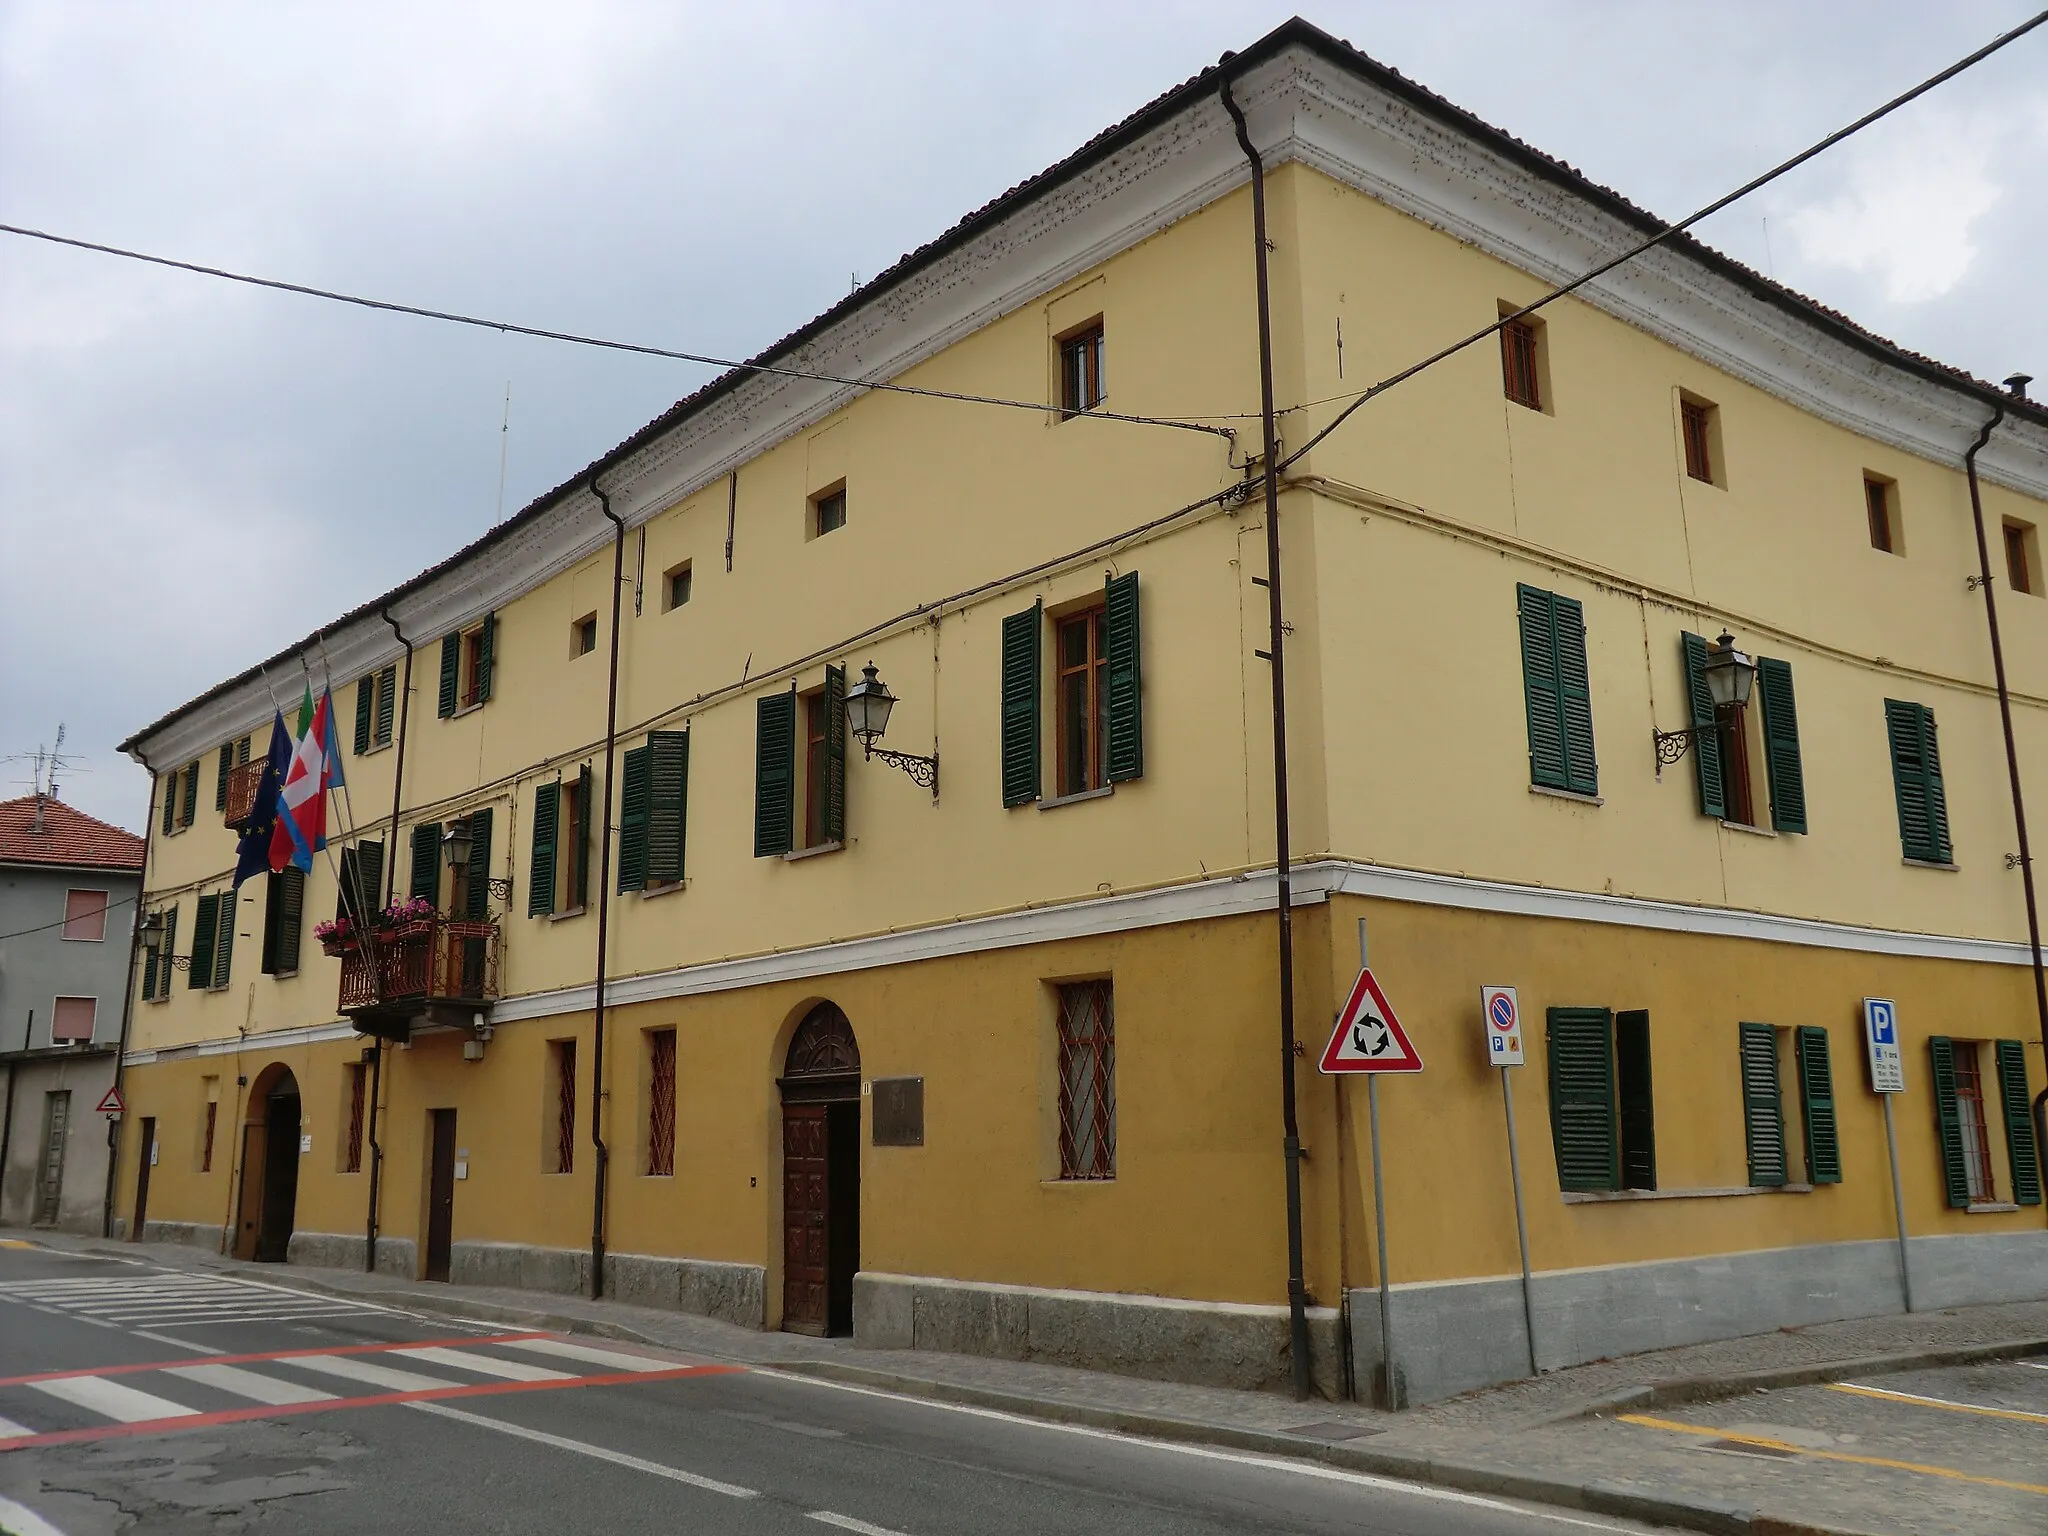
top-left (1653, 725), bottom-right (1706, 768)
top-left (862, 741), bottom-right (939, 796)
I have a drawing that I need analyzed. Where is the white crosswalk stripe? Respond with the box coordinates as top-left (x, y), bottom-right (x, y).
top-left (161, 1363), bottom-right (339, 1406)
top-left (389, 1346), bottom-right (573, 1382)
top-left (0, 1272), bottom-right (392, 1328)
top-left (495, 1337), bottom-right (679, 1372)
top-left (279, 1354), bottom-right (461, 1393)
top-left (31, 1375), bottom-right (201, 1423)
top-left (0, 1415), bottom-right (34, 1439)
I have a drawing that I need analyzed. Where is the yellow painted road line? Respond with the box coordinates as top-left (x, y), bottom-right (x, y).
top-left (0, 1240), bottom-right (37, 1250)
top-left (1617, 1414), bottom-right (2048, 1496)
top-left (1829, 1381), bottom-right (2048, 1425)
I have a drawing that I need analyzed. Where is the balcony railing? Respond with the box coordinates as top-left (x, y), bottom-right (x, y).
top-left (336, 915), bottom-right (499, 1037)
top-left (222, 759), bottom-right (268, 828)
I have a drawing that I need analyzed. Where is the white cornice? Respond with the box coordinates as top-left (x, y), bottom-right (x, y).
top-left (127, 42), bottom-right (2048, 769)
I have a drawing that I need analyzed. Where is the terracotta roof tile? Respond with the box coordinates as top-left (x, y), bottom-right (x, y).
top-left (0, 796), bottom-right (147, 872)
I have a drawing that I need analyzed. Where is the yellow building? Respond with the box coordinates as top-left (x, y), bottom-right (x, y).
top-left (114, 21), bottom-right (2046, 1404)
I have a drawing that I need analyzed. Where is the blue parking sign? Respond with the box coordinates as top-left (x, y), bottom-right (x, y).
top-left (1862, 998), bottom-right (1904, 1093)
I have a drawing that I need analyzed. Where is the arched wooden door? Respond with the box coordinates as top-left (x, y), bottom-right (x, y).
top-left (235, 1066), bottom-right (301, 1262)
top-left (779, 1003), bottom-right (860, 1336)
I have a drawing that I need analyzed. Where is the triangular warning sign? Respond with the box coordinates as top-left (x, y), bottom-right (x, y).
top-left (95, 1086), bottom-right (125, 1115)
top-left (1318, 968), bottom-right (1423, 1074)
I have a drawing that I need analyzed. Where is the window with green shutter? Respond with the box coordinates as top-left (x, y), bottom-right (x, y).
top-left (528, 782), bottom-right (558, 917)
top-left (337, 842), bottom-right (382, 924)
top-left (180, 762), bottom-right (199, 827)
top-left (1994, 1039), bottom-right (2042, 1206)
top-left (1794, 1025), bottom-right (1841, 1183)
top-left (463, 807), bottom-right (493, 920)
top-left (212, 890), bottom-right (235, 988)
top-left (755, 690), bottom-right (796, 857)
top-left (1740, 1022), bottom-right (1787, 1186)
top-left (1927, 1036), bottom-right (1974, 1208)
top-left (160, 775), bottom-right (175, 836)
top-left (153, 907), bottom-right (177, 1000)
top-left (1615, 1010), bottom-right (1657, 1190)
top-left (1517, 586), bottom-right (1597, 796)
top-left (375, 664), bottom-right (398, 747)
top-left (410, 823), bottom-right (441, 904)
top-left (1885, 700), bottom-right (1952, 864)
top-left (1756, 657), bottom-right (1807, 833)
top-left (355, 676), bottom-right (376, 755)
top-left (1105, 571), bottom-right (1144, 783)
top-left (567, 767), bottom-right (592, 910)
top-left (262, 867), bottom-right (305, 977)
top-left (140, 937), bottom-right (159, 1003)
top-left (1001, 603), bottom-right (1042, 807)
top-left (188, 894), bottom-right (218, 990)
top-left (1679, 632), bottom-right (1727, 819)
top-left (216, 745), bottom-right (234, 810)
top-left (823, 665), bottom-right (847, 845)
top-left (617, 746), bottom-right (651, 893)
top-left (476, 612), bottom-right (496, 703)
top-left (647, 731), bottom-right (689, 886)
top-left (1548, 1006), bottom-right (1617, 1191)
top-left (438, 633), bottom-right (461, 717)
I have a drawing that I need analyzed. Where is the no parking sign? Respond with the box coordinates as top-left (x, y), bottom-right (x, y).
top-left (1482, 986), bottom-right (1524, 1066)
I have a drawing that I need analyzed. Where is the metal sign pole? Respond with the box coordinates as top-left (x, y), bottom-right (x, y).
top-left (1882, 1093), bottom-right (1914, 1313)
top-left (1500, 1068), bottom-right (1539, 1375)
top-left (1367, 1072), bottom-right (1394, 1408)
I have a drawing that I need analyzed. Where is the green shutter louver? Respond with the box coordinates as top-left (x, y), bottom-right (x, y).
top-left (213, 892), bottom-right (234, 986)
top-left (617, 746), bottom-right (651, 893)
top-left (570, 766), bottom-right (592, 909)
top-left (1105, 571), bottom-right (1144, 782)
top-left (355, 677), bottom-right (375, 755)
top-left (188, 894), bottom-right (218, 990)
top-left (1001, 603), bottom-right (1042, 807)
top-left (1680, 632), bottom-right (1727, 820)
top-left (356, 840), bottom-right (383, 917)
top-left (1994, 1039), bottom-right (2042, 1206)
top-left (647, 731), bottom-right (689, 885)
top-left (1552, 594), bottom-right (1597, 797)
top-left (180, 763), bottom-right (199, 827)
top-left (528, 783), bottom-right (558, 917)
top-left (824, 664), bottom-right (847, 845)
top-left (1615, 1010), bottom-right (1657, 1190)
top-left (1927, 1036), bottom-right (1972, 1209)
top-left (754, 690), bottom-right (795, 857)
top-left (216, 746), bottom-right (234, 811)
top-left (410, 823), bottom-right (441, 904)
top-left (1740, 1023), bottom-right (1786, 1187)
top-left (160, 775), bottom-right (175, 836)
top-left (268, 867), bottom-right (304, 976)
top-left (1518, 586), bottom-right (1597, 796)
top-left (438, 633), bottom-right (461, 717)
top-left (157, 908), bottom-right (176, 1000)
top-left (1794, 1025), bottom-right (1841, 1184)
top-left (1547, 1007), bottom-right (1617, 1191)
top-left (1885, 700), bottom-right (1951, 864)
top-left (376, 665), bottom-right (398, 746)
top-left (1757, 657), bottom-right (1807, 833)
top-left (476, 613), bottom-right (496, 702)
top-left (141, 941), bottom-right (159, 1002)
top-left (464, 807), bottom-right (493, 921)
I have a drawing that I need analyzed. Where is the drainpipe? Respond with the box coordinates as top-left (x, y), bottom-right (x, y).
top-left (589, 478), bottom-right (626, 1298)
top-left (366, 607), bottom-right (416, 1274)
top-left (1965, 376), bottom-right (2048, 1205)
top-left (100, 889), bottom-right (146, 1237)
top-left (1, 1016), bottom-right (21, 1226)
top-left (1219, 67), bottom-right (1313, 1403)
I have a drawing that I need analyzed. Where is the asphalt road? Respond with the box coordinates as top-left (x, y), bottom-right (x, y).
top-left (0, 1242), bottom-right (1666, 1536)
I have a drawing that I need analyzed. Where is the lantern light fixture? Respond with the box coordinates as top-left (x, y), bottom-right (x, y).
top-left (842, 663), bottom-right (938, 796)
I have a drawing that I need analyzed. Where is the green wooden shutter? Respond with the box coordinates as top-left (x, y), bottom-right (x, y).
top-left (335, 848), bottom-right (358, 923)
top-left (261, 872), bottom-right (282, 974)
top-left (1794, 1025), bottom-right (1841, 1184)
top-left (1518, 585), bottom-right (1567, 790)
top-left (1553, 593), bottom-right (1597, 796)
top-left (1927, 1037), bottom-right (1972, 1208)
top-left (528, 783), bottom-right (558, 917)
top-left (824, 664), bottom-right (847, 844)
top-left (754, 690), bottom-right (795, 857)
top-left (1547, 1007), bottom-right (1617, 1191)
top-left (1681, 632), bottom-right (1727, 820)
top-left (160, 775), bottom-right (175, 835)
top-left (276, 867), bottom-right (304, 975)
top-left (477, 613), bottom-right (496, 702)
top-left (1994, 1039), bottom-right (2042, 1206)
top-left (157, 908), bottom-right (177, 1000)
top-left (438, 633), bottom-right (461, 717)
top-left (1001, 603), bottom-right (1042, 806)
top-left (617, 746), bottom-right (651, 893)
top-left (180, 763), bottom-right (198, 827)
top-left (648, 731), bottom-right (689, 884)
top-left (1740, 1023), bottom-right (1786, 1186)
top-left (1105, 571), bottom-right (1144, 782)
top-left (571, 766), bottom-right (592, 909)
top-left (238, 735), bottom-right (251, 765)
top-left (1615, 1010), bottom-right (1657, 1190)
top-left (1757, 657), bottom-right (1807, 834)
top-left (188, 894), bottom-right (218, 990)
top-left (376, 665), bottom-right (398, 746)
top-left (141, 940), bottom-right (159, 1002)
top-left (462, 808), bottom-right (493, 920)
top-left (1886, 700), bottom-right (1952, 864)
top-left (357, 839), bottom-right (383, 915)
top-left (214, 889), bottom-right (236, 986)
top-left (410, 823), bottom-right (441, 903)
top-left (216, 745), bottom-right (233, 810)
top-left (354, 677), bottom-right (375, 755)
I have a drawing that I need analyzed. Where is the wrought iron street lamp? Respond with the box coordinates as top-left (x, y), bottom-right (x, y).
top-left (140, 909), bottom-right (189, 970)
top-left (1654, 630), bottom-right (1757, 767)
top-left (442, 818), bottom-right (512, 902)
top-left (843, 663), bottom-right (938, 797)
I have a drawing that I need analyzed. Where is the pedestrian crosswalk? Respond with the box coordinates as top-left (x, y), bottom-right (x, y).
top-left (0, 1272), bottom-right (393, 1328)
top-left (0, 1335), bottom-right (725, 1447)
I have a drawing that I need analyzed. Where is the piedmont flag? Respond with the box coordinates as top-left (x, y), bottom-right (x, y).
top-left (269, 688), bottom-right (347, 872)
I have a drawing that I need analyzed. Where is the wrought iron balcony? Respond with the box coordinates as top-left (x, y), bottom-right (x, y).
top-left (222, 759), bottom-right (268, 828)
top-left (335, 914), bottom-right (500, 1042)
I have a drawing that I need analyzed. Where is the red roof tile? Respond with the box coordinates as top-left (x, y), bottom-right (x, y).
top-left (0, 796), bottom-right (146, 872)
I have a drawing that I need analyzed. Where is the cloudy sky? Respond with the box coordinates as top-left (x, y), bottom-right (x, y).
top-left (4, 1), bottom-right (2044, 832)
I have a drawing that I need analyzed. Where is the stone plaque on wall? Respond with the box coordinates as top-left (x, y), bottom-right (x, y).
top-left (870, 1077), bottom-right (924, 1147)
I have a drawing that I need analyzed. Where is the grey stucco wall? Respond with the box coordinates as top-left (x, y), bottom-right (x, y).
top-left (0, 1050), bottom-right (118, 1231)
top-left (0, 862), bottom-right (140, 1051)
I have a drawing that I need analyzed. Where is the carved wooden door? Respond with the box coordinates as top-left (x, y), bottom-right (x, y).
top-left (782, 1103), bottom-right (830, 1335)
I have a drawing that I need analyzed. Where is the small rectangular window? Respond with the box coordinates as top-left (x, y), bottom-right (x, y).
top-left (50, 996), bottom-right (96, 1042)
top-left (2005, 521), bottom-right (2037, 596)
top-left (1055, 606), bottom-right (1109, 797)
top-left (1499, 315), bottom-right (1542, 411)
top-left (1057, 980), bottom-right (1116, 1180)
top-left (647, 1029), bottom-right (676, 1177)
top-left (62, 889), bottom-right (109, 942)
top-left (664, 562), bottom-right (693, 611)
top-left (573, 613), bottom-right (598, 656)
top-left (1865, 477), bottom-right (1898, 553)
top-left (550, 1039), bottom-right (578, 1174)
top-left (811, 485), bottom-right (847, 539)
top-left (344, 1064), bottom-right (367, 1174)
top-left (200, 1095), bottom-right (218, 1174)
top-left (1680, 396), bottom-right (1718, 485)
top-left (1952, 1041), bottom-right (1995, 1203)
top-left (1058, 320), bottom-right (1105, 417)
top-left (803, 689), bottom-right (831, 848)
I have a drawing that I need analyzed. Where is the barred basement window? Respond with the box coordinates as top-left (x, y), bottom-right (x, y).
top-left (1680, 395), bottom-right (1720, 486)
top-left (1058, 319), bottom-right (1105, 417)
top-left (1056, 980), bottom-right (1116, 1180)
top-left (344, 1064), bottom-right (367, 1175)
top-left (647, 1029), bottom-right (677, 1177)
top-left (551, 1040), bottom-right (578, 1175)
top-left (200, 1098), bottom-right (218, 1174)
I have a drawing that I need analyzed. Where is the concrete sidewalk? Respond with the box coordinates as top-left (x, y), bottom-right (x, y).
top-left (21, 1229), bottom-right (2047, 1536)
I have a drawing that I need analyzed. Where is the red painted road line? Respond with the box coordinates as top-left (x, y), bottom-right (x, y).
top-left (0, 1362), bottom-right (746, 1451)
top-left (0, 1331), bottom-right (562, 1389)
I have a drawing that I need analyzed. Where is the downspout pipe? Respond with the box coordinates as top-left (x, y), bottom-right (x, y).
top-left (102, 744), bottom-right (157, 1238)
top-left (1219, 66), bottom-right (1313, 1403)
top-left (590, 479), bottom-right (626, 1298)
top-left (367, 608), bottom-right (416, 1274)
top-left (1964, 379), bottom-right (2048, 1206)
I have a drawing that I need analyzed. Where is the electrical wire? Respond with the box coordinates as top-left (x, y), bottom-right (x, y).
top-left (1275, 7), bottom-right (2048, 472)
top-left (0, 889), bottom-right (140, 944)
top-left (0, 221), bottom-right (1234, 442)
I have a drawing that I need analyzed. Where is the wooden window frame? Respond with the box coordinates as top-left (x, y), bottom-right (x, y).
top-left (664, 561), bottom-right (693, 612)
top-left (2005, 521), bottom-right (2037, 597)
top-left (1500, 316), bottom-right (1542, 411)
top-left (802, 688), bottom-right (831, 849)
top-left (1056, 980), bottom-right (1116, 1180)
top-left (572, 613), bottom-right (599, 657)
top-left (1680, 396), bottom-right (1718, 486)
top-left (1952, 1040), bottom-right (1996, 1203)
top-left (461, 627), bottom-right (487, 708)
top-left (1865, 477), bottom-right (1898, 554)
top-left (1714, 699), bottom-right (1757, 827)
top-left (811, 484), bottom-right (847, 540)
top-left (1058, 319), bottom-right (1106, 418)
top-left (1055, 604), bottom-right (1109, 798)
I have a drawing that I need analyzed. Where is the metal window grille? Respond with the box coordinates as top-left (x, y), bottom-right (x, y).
top-left (201, 1101), bottom-right (217, 1174)
top-left (1500, 319), bottom-right (1540, 409)
top-left (345, 1066), bottom-right (366, 1175)
top-left (556, 1041), bottom-right (577, 1175)
top-left (648, 1030), bottom-right (677, 1177)
top-left (1953, 1042), bottom-right (1995, 1202)
top-left (1681, 400), bottom-right (1714, 483)
top-left (1057, 981), bottom-right (1116, 1180)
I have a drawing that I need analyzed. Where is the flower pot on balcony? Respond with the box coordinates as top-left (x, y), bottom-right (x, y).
top-left (319, 933), bottom-right (361, 958)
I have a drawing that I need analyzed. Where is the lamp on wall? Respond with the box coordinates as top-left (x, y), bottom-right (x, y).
top-left (441, 817), bottom-right (512, 902)
top-left (1653, 630), bottom-right (1757, 766)
top-left (843, 663), bottom-right (938, 797)
top-left (139, 909), bottom-right (189, 970)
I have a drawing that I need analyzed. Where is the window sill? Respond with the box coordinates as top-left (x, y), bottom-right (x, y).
top-left (269, 969), bottom-right (299, 982)
top-left (1529, 785), bottom-right (1602, 807)
top-left (1040, 1177), bottom-right (1117, 1188)
top-left (1562, 1183), bottom-right (1813, 1204)
top-left (452, 701), bottom-right (485, 720)
top-left (1040, 786), bottom-right (1114, 812)
top-left (59, 936), bottom-right (107, 943)
top-left (1902, 857), bottom-right (1960, 872)
top-left (356, 740), bottom-right (394, 758)
top-left (1719, 819), bottom-right (1777, 838)
top-left (1966, 1201), bottom-right (2019, 1214)
top-left (640, 879), bottom-right (689, 900)
top-left (783, 841), bottom-right (843, 863)
top-left (545, 906), bottom-right (587, 923)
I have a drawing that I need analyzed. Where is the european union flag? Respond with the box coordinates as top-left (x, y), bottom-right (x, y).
top-left (232, 711), bottom-right (292, 889)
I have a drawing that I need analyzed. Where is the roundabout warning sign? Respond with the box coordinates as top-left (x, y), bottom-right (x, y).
top-left (1318, 968), bottom-right (1422, 1074)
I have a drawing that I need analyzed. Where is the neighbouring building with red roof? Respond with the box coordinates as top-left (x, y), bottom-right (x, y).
top-left (0, 793), bottom-right (146, 1232)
